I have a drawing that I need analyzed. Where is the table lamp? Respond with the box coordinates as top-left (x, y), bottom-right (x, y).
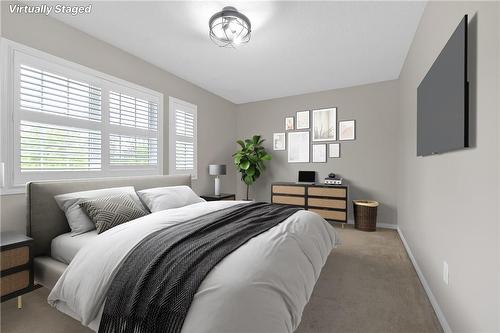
top-left (209, 164), bottom-right (226, 196)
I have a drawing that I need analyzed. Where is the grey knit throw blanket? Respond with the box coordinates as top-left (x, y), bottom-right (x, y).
top-left (98, 202), bottom-right (301, 333)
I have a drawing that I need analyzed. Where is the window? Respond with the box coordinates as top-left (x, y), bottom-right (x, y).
top-left (20, 121), bottom-right (102, 171)
top-left (1, 39), bottom-right (163, 192)
top-left (169, 97), bottom-right (197, 179)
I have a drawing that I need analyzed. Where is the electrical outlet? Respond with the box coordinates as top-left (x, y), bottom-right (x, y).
top-left (443, 261), bottom-right (449, 285)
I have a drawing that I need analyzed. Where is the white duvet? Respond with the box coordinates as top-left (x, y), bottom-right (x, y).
top-left (48, 201), bottom-right (338, 333)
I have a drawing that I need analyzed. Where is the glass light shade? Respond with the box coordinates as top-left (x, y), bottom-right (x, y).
top-left (209, 7), bottom-right (251, 48)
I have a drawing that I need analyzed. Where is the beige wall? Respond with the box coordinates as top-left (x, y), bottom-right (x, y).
top-left (0, 4), bottom-right (237, 233)
top-left (397, 1), bottom-right (499, 332)
top-left (236, 80), bottom-right (399, 225)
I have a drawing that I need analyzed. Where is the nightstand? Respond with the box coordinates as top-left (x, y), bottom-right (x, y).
top-left (1, 232), bottom-right (35, 308)
top-left (200, 193), bottom-right (236, 201)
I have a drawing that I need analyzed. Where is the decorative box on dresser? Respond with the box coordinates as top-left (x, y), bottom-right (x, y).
top-left (1, 232), bottom-right (35, 308)
top-left (271, 182), bottom-right (348, 225)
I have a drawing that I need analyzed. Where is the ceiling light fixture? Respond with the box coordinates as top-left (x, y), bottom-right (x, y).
top-left (209, 6), bottom-right (251, 48)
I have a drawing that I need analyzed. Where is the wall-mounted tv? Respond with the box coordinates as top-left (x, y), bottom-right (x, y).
top-left (417, 15), bottom-right (469, 156)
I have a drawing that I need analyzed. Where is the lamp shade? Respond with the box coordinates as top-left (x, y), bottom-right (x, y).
top-left (209, 164), bottom-right (226, 176)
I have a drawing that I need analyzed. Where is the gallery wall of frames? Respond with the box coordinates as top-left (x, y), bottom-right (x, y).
top-left (273, 108), bottom-right (356, 163)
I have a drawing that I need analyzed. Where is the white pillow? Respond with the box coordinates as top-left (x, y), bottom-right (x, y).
top-left (137, 186), bottom-right (205, 212)
top-left (54, 186), bottom-right (146, 236)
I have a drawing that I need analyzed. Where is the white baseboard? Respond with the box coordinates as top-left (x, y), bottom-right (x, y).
top-left (397, 227), bottom-right (452, 333)
top-left (346, 219), bottom-right (398, 230)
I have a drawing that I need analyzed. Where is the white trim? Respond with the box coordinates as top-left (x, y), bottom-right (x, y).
top-left (0, 186), bottom-right (25, 195)
top-left (1, 39), bottom-right (15, 192)
top-left (397, 227), bottom-right (452, 333)
top-left (346, 219), bottom-right (398, 230)
top-left (169, 97), bottom-right (197, 180)
top-left (376, 222), bottom-right (398, 230)
top-left (0, 38), bottom-right (164, 193)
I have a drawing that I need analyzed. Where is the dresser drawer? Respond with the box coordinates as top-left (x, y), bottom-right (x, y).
top-left (0, 270), bottom-right (30, 297)
top-left (308, 198), bottom-right (346, 209)
top-left (272, 185), bottom-right (305, 196)
top-left (1, 246), bottom-right (29, 271)
top-left (310, 209), bottom-right (346, 221)
top-left (272, 195), bottom-right (305, 206)
top-left (308, 187), bottom-right (346, 198)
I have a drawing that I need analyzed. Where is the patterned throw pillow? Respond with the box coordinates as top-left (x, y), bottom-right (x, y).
top-left (79, 194), bottom-right (149, 234)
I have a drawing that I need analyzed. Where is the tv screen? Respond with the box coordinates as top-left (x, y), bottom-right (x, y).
top-left (417, 15), bottom-right (469, 156)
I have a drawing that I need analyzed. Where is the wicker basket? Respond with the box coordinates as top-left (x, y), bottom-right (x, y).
top-left (353, 200), bottom-right (379, 231)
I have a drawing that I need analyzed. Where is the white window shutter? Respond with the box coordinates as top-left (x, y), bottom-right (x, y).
top-left (109, 91), bottom-right (158, 131)
top-left (169, 98), bottom-right (197, 179)
top-left (109, 134), bottom-right (157, 166)
top-left (20, 65), bottom-right (101, 121)
top-left (17, 63), bottom-right (103, 173)
top-left (108, 89), bottom-right (159, 168)
top-left (20, 121), bottom-right (101, 171)
top-left (3, 42), bottom-right (164, 189)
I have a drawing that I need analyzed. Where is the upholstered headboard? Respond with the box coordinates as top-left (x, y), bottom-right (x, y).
top-left (27, 175), bottom-right (191, 257)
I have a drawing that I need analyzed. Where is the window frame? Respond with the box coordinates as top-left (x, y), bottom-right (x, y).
top-left (168, 97), bottom-right (198, 180)
top-left (1, 38), bottom-right (164, 194)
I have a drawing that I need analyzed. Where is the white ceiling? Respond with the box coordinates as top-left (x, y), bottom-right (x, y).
top-left (49, 1), bottom-right (426, 104)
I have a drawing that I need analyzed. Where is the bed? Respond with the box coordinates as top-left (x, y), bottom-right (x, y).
top-left (28, 175), bottom-right (338, 333)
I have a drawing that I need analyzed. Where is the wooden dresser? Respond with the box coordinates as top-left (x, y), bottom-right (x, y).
top-left (271, 182), bottom-right (348, 224)
top-left (1, 232), bottom-right (35, 308)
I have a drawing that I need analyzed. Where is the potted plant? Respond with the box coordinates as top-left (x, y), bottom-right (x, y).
top-left (233, 135), bottom-right (272, 200)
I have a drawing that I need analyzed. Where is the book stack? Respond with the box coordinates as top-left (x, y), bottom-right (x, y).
top-left (324, 176), bottom-right (343, 185)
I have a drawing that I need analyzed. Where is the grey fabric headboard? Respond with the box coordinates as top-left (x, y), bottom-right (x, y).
top-left (27, 175), bottom-right (192, 257)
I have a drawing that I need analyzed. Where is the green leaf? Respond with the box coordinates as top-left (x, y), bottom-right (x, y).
top-left (246, 166), bottom-right (255, 176)
top-left (237, 140), bottom-right (245, 149)
top-left (252, 135), bottom-right (261, 144)
top-left (254, 169), bottom-right (261, 178)
top-left (261, 153), bottom-right (272, 160)
top-left (234, 155), bottom-right (242, 164)
top-left (244, 175), bottom-right (254, 185)
top-left (239, 160), bottom-right (250, 170)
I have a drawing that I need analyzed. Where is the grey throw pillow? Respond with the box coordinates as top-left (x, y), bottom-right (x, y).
top-left (79, 194), bottom-right (149, 234)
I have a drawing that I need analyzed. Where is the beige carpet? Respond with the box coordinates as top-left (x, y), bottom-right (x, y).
top-left (1, 225), bottom-right (442, 333)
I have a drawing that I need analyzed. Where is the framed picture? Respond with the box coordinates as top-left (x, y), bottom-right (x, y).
top-left (285, 117), bottom-right (294, 131)
top-left (288, 131), bottom-right (310, 163)
top-left (273, 133), bottom-right (286, 150)
top-left (329, 143), bottom-right (340, 158)
top-left (312, 107), bottom-right (337, 141)
top-left (339, 120), bottom-right (356, 140)
top-left (296, 110), bottom-right (310, 129)
top-left (312, 144), bottom-right (327, 163)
